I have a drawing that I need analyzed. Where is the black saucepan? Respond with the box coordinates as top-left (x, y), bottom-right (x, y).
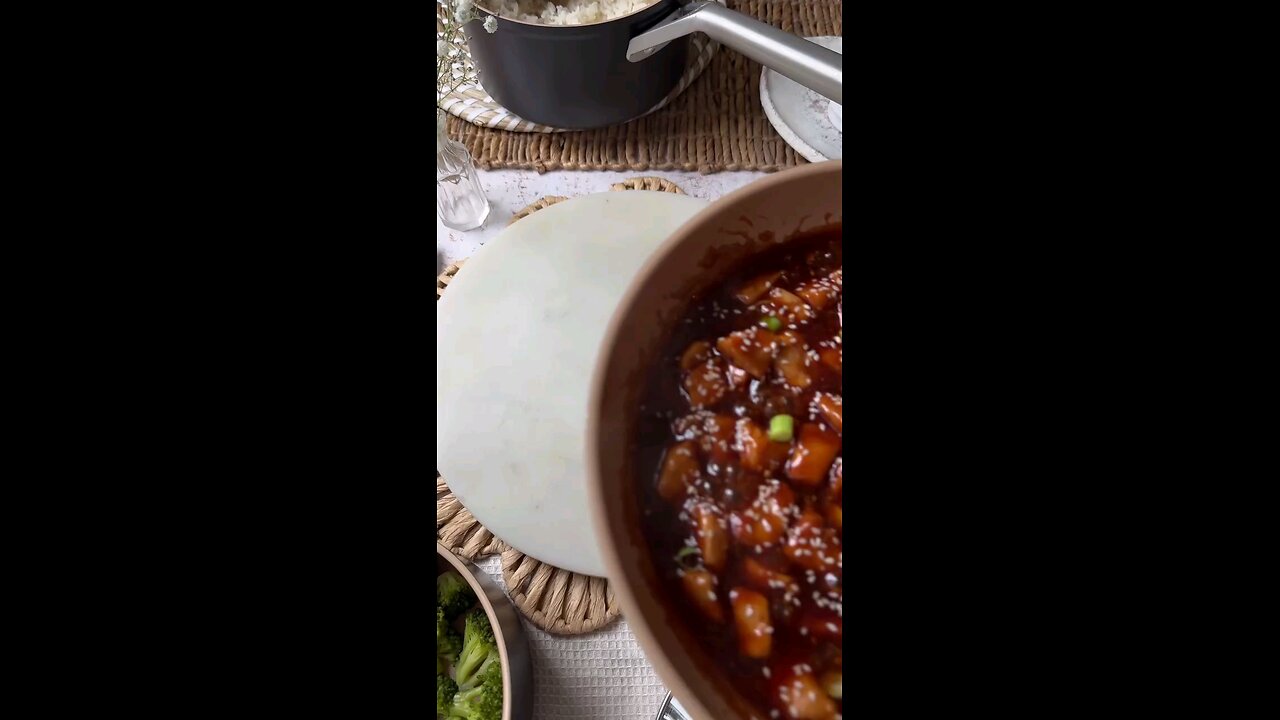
top-left (464, 0), bottom-right (842, 130)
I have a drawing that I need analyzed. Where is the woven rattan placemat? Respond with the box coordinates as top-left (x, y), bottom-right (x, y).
top-left (436, 177), bottom-right (689, 633)
top-left (447, 0), bottom-right (842, 174)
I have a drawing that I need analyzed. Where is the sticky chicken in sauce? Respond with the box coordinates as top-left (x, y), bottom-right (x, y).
top-left (635, 230), bottom-right (842, 720)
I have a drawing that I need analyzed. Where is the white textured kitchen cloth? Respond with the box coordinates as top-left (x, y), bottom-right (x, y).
top-left (475, 556), bottom-right (669, 720)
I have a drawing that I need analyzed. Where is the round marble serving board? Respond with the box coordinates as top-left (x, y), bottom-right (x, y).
top-left (760, 36), bottom-right (843, 162)
top-left (436, 183), bottom-right (707, 582)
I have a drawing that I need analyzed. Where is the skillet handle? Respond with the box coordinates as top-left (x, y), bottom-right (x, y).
top-left (627, 0), bottom-right (842, 105)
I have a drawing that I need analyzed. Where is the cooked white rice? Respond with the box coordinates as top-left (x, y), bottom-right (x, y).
top-left (485, 0), bottom-right (659, 25)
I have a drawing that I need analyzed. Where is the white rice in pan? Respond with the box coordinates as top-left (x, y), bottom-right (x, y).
top-left (485, 0), bottom-right (659, 25)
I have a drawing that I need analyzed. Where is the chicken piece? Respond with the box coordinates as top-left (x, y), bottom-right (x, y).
top-left (818, 347), bottom-right (841, 372)
top-left (786, 424), bottom-right (840, 484)
top-left (776, 330), bottom-right (803, 346)
top-left (692, 502), bottom-right (728, 572)
top-left (773, 479), bottom-right (793, 507)
top-left (775, 344), bottom-right (813, 390)
top-left (681, 569), bottom-right (725, 623)
top-left (656, 441), bottom-right (699, 502)
top-left (672, 412), bottom-right (737, 467)
top-left (679, 340), bottom-right (712, 371)
top-left (726, 363), bottom-right (750, 391)
top-left (736, 417), bottom-right (768, 472)
top-left (771, 481), bottom-right (797, 511)
top-left (735, 272), bottom-right (782, 305)
top-left (731, 507), bottom-right (786, 547)
top-left (775, 672), bottom-right (838, 720)
top-left (815, 393), bottom-right (842, 432)
top-left (819, 669), bottom-right (842, 701)
top-left (716, 327), bottom-right (780, 379)
top-left (826, 504), bottom-right (842, 531)
top-left (674, 412), bottom-right (737, 465)
top-left (784, 510), bottom-right (841, 572)
top-left (731, 481), bottom-right (794, 547)
top-left (735, 418), bottom-right (789, 473)
top-left (684, 358), bottom-right (727, 409)
top-left (741, 556), bottom-right (799, 596)
top-left (729, 587), bottom-right (773, 658)
top-left (795, 275), bottom-right (840, 310)
top-left (763, 287), bottom-right (815, 325)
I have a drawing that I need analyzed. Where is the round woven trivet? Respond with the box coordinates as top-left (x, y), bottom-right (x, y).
top-left (501, 546), bottom-right (620, 634)
top-left (437, 258), bottom-right (465, 298)
top-left (610, 176), bottom-right (686, 194)
top-left (436, 177), bottom-right (684, 634)
top-left (507, 196), bottom-right (568, 226)
top-left (436, 474), bottom-right (623, 635)
top-left (437, 474), bottom-right (510, 559)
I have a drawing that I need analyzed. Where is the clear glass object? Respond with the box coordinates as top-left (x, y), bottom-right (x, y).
top-left (437, 110), bottom-right (490, 231)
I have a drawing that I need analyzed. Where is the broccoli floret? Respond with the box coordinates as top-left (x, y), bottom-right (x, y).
top-left (437, 607), bottom-right (462, 671)
top-left (447, 662), bottom-right (503, 720)
top-left (437, 673), bottom-right (458, 718)
top-left (437, 571), bottom-right (476, 621)
top-left (454, 607), bottom-right (498, 690)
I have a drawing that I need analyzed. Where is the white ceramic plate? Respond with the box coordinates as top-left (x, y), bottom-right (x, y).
top-left (760, 36), bottom-right (843, 162)
top-left (437, 191), bottom-right (708, 578)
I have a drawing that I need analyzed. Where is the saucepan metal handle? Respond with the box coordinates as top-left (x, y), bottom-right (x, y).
top-left (627, 0), bottom-right (842, 105)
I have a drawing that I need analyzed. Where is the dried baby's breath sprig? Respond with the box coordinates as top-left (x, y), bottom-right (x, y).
top-left (437, 0), bottom-right (497, 111)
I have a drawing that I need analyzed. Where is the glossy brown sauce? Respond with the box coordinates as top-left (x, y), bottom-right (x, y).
top-left (635, 229), bottom-right (843, 720)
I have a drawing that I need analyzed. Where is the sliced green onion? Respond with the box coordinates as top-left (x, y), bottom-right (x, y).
top-left (674, 546), bottom-right (700, 568)
top-left (767, 414), bottom-right (794, 442)
top-left (763, 315), bottom-right (782, 332)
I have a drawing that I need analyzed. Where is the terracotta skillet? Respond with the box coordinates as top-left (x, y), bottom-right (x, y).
top-left (585, 160), bottom-right (843, 720)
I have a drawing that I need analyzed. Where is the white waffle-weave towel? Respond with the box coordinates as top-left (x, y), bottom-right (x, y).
top-left (475, 556), bottom-right (670, 720)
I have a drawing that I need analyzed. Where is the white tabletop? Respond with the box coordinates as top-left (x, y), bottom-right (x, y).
top-left (437, 169), bottom-right (766, 273)
top-left (438, 167), bottom-right (767, 720)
